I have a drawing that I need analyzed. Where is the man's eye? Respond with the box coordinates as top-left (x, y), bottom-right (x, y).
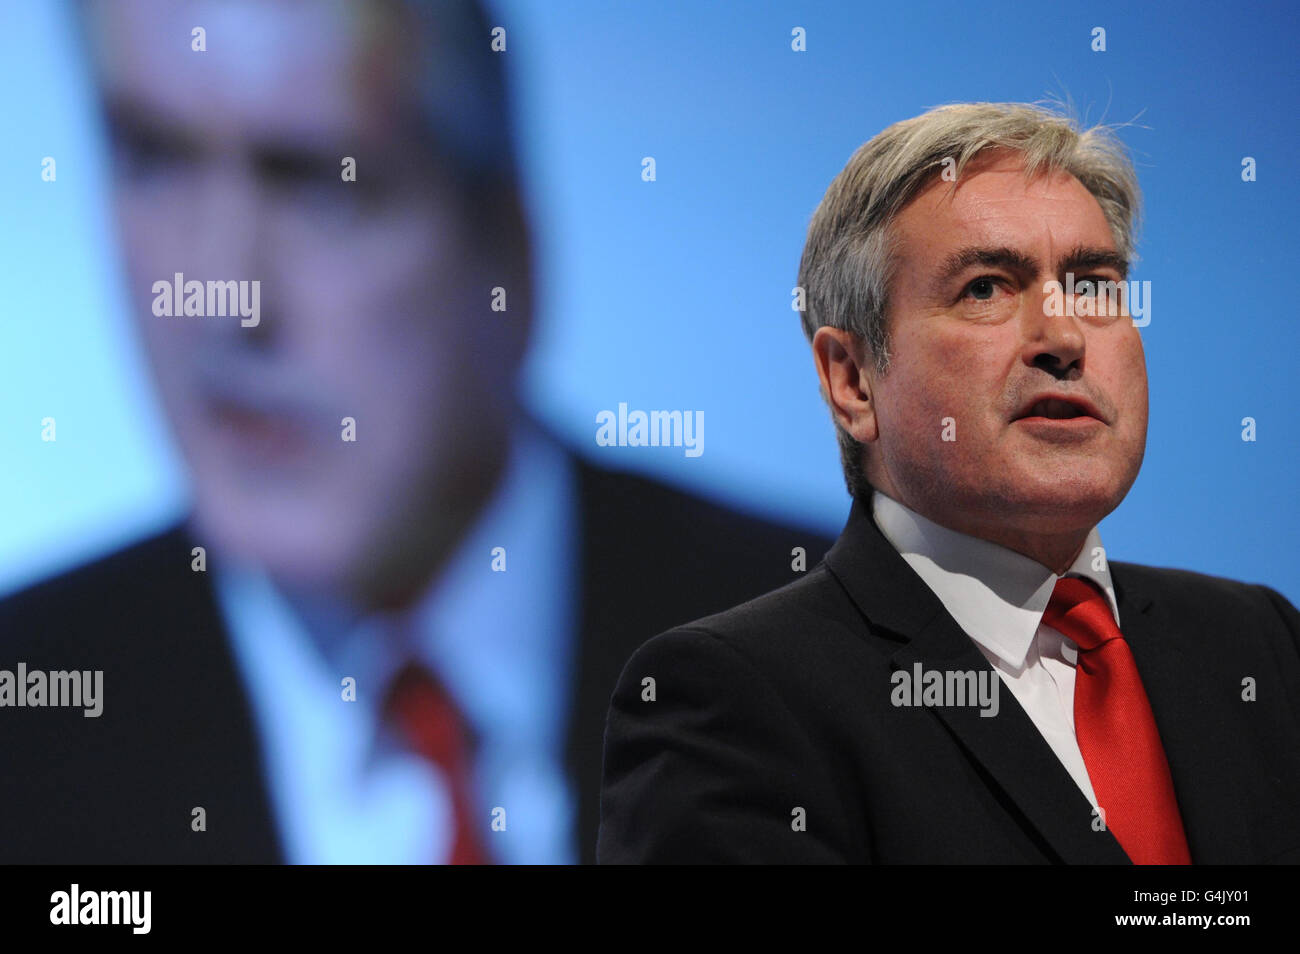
top-left (110, 127), bottom-right (194, 178)
top-left (258, 154), bottom-right (389, 216)
top-left (1073, 276), bottom-right (1118, 297)
top-left (964, 277), bottom-right (999, 300)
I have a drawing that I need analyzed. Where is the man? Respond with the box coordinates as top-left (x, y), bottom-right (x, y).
top-left (598, 102), bottom-right (1300, 864)
top-left (0, 0), bottom-right (830, 863)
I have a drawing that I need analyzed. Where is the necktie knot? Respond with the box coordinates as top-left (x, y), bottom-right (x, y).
top-left (1041, 575), bottom-right (1119, 652)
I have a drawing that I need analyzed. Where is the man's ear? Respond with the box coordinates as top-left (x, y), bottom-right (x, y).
top-left (812, 326), bottom-right (879, 443)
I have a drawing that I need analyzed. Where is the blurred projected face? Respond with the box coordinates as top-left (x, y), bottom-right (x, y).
top-left (89, 0), bottom-right (526, 606)
top-left (866, 150), bottom-right (1148, 546)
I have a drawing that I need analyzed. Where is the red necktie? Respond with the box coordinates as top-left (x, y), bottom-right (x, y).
top-left (1042, 576), bottom-right (1191, 865)
top-left (382, 661), bottom-right (492, 865)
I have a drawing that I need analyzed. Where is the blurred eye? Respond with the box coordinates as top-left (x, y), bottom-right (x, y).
top-left (261, 154), bottom-right (337, 202)
top-left (259, 152), bottom-right (333, 190)
top-left (259, 151), bottom-right (388, 221)
top-left (109, 122), bottom-right (197, 182)
top-left (1076, 278), bottom-right (1097, 296)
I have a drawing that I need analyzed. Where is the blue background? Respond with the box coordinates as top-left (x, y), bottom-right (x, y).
top-left (3, 0), bottom-right (1297, 599)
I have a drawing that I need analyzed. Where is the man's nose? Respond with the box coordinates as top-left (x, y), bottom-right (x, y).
top-left (1022, 284), bottom-right (1086, 377)
top-left (193, 161), bottom-right (265, 279)
top-left (190, 162), bottom-right (275, 348)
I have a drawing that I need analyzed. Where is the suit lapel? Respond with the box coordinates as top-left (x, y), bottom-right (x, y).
top-left (890, 615), bottom-right (1131, 863)
top-left (825, 497), bottom-right (1131, 864)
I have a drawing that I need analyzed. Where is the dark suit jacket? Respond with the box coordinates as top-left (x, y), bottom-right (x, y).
top-left (598, 495), bottom-right (1300, 863)
top-left (0, 445), bottom-right (832, 863)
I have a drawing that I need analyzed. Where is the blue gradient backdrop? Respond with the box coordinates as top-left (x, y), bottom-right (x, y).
top-left (3, 0), bottom-right (1297, 599)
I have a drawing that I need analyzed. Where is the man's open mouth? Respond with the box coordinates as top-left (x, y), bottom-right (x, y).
top-left (1023, 398), bottom-right (1090, 419)
top-left (1012, 393), bottom-right (1105, 423)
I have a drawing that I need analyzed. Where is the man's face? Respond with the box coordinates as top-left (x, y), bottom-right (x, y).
top-left (89, 0), bottom-right (526, 604)
top-left (865, 150), bottom-right (1148, 545)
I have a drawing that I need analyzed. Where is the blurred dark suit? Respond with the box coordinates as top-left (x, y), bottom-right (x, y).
top-left (0, 423), bottom-right (832, 864)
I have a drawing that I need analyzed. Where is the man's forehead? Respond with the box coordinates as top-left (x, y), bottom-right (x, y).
top-left (895, 152), bottom-right (1116, 266)
top-left (89, 0), bottom-right (408, 146)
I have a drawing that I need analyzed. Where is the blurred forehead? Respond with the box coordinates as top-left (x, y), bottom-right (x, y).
top-left (86, 0), bottom-right (410, 146)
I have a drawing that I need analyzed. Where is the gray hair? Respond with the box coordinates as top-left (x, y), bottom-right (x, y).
top-left (387, 0), bottom-right (518, 190)
top-left (796, 101), bottom-right (1142, 500)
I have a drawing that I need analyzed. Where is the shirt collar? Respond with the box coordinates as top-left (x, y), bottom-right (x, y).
top-left (870, 490), bottom-right (1120, 669)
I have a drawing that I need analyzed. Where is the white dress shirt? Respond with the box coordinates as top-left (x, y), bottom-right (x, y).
top-left (871, 490), bottom-right (1123, 810)
top-left (213, 417), bottom-right (578, 864)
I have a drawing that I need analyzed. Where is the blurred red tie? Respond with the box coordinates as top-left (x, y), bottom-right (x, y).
top-left (1042, 576), bottom-right (1191, 865)
top-left (382, 660), bottom-right (492, 865)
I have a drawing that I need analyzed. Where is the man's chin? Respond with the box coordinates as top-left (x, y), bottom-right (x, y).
top-left (990, 482), bottom-right (1122, 529)
top-left (190, 502), bottom-right (367, 588)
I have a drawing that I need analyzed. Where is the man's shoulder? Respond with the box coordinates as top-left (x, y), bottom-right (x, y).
top-left (674, 561), bottom-right (851, 641)
top-left (0, 524), bottom-right (201, 652)
top-left (597, 561), bottom-right (886, 864)
top-left (612, 560), bottom-right (879, 698)
top-left (1, 524), bottom-right (191, 600)
top-left (570, 453), bottom-right (838, 643)
top-left (574, 454), bottom-right (832, 558)
top-left (1111, 558), bottom-right (1298, 622)
top-left (0, 523), bottom-right (279, 863)
top-left (1107, 559), bottom-right (1300, 672)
